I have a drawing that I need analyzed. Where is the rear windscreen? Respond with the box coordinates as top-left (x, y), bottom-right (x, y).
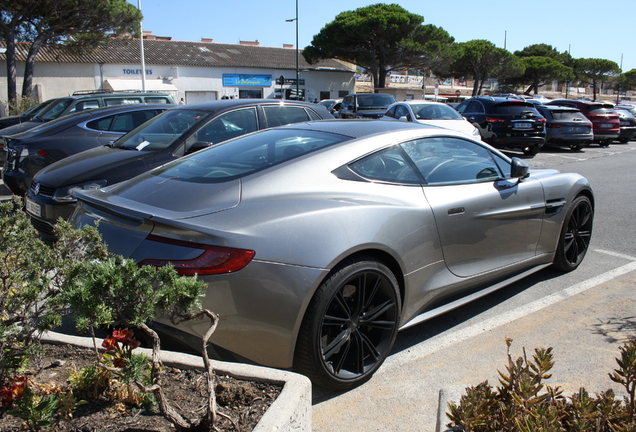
top-left (493, 104), bottom-right (539, 116)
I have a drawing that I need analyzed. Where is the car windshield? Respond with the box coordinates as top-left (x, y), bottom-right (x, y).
top-left (587, 105), bottom-right (615, 114)
top-left (148, 128), bottom-right (350, 183)
top-left (493, 103), bottom-right (538, 116)
top-left (551, 110), bottom-right (587, 121)
top-left (35, 99), bottom-right (73, 121)
top-left (411, 104), bottom-right (463, 120)
top-left (115, 109), bottom-right (210, 150)
top-left (357, 95), bottom-right (396, 110)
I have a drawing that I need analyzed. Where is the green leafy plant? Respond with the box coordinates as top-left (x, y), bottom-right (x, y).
top-left (446, 339), bottom-right (636, 432)
top-left (0, 197), bottom-right (108, 385)
top-left (63, 256), bottom-right (222, 430)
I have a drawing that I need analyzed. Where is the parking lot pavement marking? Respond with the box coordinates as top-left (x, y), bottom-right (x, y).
top-left (381, 258), bottom-right (636, 374)
top-left (594, 249), bottom-right (636, 261)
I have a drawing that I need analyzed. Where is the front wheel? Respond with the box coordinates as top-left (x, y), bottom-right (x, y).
top-left (294, 256), bottom-right (401, 390)
top-left (553, 195), bottom-right (593, 272)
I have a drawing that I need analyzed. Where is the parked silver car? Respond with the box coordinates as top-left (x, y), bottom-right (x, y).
top-left (71, 120), bottom-right (594, 390)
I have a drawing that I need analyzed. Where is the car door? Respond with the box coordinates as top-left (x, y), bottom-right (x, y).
top-left (401, 136), bottom-right (545, 277)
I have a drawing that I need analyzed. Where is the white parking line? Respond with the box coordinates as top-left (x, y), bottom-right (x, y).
top-left (382, 257), bottom-right (636, 373)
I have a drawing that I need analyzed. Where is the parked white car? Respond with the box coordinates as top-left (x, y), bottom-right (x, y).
top-left (382, 100), bottom-right (481, 139)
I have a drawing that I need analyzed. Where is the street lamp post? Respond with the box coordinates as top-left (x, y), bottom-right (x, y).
top-left (138, 0), bottom-right (146, 92)
top-left (286, 0), bottom-right (299, 100)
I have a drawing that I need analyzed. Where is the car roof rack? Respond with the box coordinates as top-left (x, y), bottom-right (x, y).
top-left (71, 89), bottom-right (165, 96)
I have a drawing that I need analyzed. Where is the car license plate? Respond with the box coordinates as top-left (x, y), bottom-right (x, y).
top-left (599, 124), bottom-right (613, 128)
top-left (620, 121), bottom-right (629, 126)
top-left (566, 127), bottom-right (586, 133)
top-left (25, 198), bottom-right (41, 217)
top-left (514, 123), bottom-right (532, 129)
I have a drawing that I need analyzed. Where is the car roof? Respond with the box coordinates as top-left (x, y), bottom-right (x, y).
top-left (537, 105), bottom-right (581, 112)
top-left (464, 96), bottom-right (536, 106)
top-left (175, 98), bottom-right (327, 112)
top-left (276, 118), bottom-right (443, 139)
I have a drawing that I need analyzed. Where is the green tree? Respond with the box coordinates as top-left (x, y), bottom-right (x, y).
top-left (514, 56), bottom-right (574, 95)
top-left (574, 58), bottom-right (621, 101)
top-left (450, 39), bottom-right (523, 96)
top-left (613, 69), bottom-right (636, 102)
top-left (303, 3), bottom-right (454, 92)
top-left (510, 44), bottom-right (574, 94)
top-left (0, 0), bottom-right (142, 106)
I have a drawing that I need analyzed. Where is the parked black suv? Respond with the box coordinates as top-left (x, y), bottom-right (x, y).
top-left (339, 93), bottom-right (397, 119)
top-left (455, 96), bottom-right (546, 155)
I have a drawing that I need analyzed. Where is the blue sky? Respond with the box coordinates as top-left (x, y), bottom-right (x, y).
top-left (129, 0), bottom-right (636, 72)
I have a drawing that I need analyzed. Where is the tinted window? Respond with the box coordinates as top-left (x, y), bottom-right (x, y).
top-left (151, 129), bottom-right (348, 183)
top-left (492, 103), bottom-right (539, 116)
top-left (306, 108), bottom-right (321, 120)
top-left (116, 109), bottom-right (210, 150)
top-left (411, 104), bottom-right (463, 120)
top-left (350, 146), bottom-right (420, 183)
top-left (394, 104), bottom-right (410, 118)
top-left (400, 137), bottom-right (504, 185)
top-left (104, 98), bottom-right (142, 106)
top-left (587, 105), bottom-right (615, 114)
top-left (551, 111), bottom-right (588, 121)
top-left (86, 110), bottom-right (159, 132)
top-left (356, 95), bottom-right (396, 110)
top-left (186, 107), bottom-right (258, 146)
top-left (37, 99), bottom-right (73, 121)
top-left (263, 106), bottom-right (310, 127)
top-left (144, 97), bottom-right (172, 104)
top-left (68, 100), bottom-right (100, 113)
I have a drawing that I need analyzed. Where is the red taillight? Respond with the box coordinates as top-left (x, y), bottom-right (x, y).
top-left (37, 149), bottom-right (49, 156)
top-left (547, 123), bottom-right (562, 128)
top-left (139, 234), bottom-right (255, 275)
top-left (485, 116), bottom-right (506, 123)
top-left (537, 118), bottom-right (546, 123)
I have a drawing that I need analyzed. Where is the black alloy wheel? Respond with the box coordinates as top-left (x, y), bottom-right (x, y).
top-left (294, 256), bottom-right (401, 390)
top-left (553, 195), bottom-right (593, 272)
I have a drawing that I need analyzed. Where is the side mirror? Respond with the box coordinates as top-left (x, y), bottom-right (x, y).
top-left (187, 141), bottom-right (213, 154)
top-left (510, 157), bottom-right (530, 179)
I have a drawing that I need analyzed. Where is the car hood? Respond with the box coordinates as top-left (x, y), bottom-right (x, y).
top-left (75, 173), bottom-right (241, 221)
top-left (34, 146), bottom-right (170, 189)
top-left (0, 120), bottom-right (44, 136)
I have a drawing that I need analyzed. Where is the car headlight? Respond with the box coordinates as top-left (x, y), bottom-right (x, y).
top-left (53, 180), bottom-right (107, 203)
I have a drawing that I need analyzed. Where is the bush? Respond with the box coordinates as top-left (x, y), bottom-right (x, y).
top-left (0, 198), bottom-right (107, 384)
top-left (446, 338), bottom-right (636, 432)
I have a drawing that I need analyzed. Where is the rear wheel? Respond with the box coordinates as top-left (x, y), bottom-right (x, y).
top-left (294, 256), bottom-right (401, 390)
top-left (570, 144), bottom-right (583, 151)
top-left (553, 196), bottom-right (593, 272)
top-left (619, 138), bottom-right (629, 144)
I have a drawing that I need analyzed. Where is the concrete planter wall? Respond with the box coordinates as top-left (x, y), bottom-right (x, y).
top-left (42, 331), bottom-right (312, 432)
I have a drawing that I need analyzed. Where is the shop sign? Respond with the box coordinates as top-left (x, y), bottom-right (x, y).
top-left (223, 74), bottom-right (272, 86)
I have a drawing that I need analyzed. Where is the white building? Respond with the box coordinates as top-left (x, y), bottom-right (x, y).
top-left (0, 36), bottom-right (356, 106)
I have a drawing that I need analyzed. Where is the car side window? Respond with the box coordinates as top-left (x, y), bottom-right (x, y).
top-left (86, 110), bottom-right (158, 132)
top-left (306, 108), bottom-right (321, 120)
top-left (68, 100), bottom-right (100, 113)
top-left (188, 107), bottom-right (258, 146)
top-left (263, 106), bottom-right (310, 128)
top-left (104, 98), bottom-right (142, 106)
top-left (384, 106), bottom-right (398, 119)
top-left (400, 137), bottom-right (504, 185)
top-left (349, 146), bottom-right (420, 183)
top-left (394, 105), bottom-right (410, 119)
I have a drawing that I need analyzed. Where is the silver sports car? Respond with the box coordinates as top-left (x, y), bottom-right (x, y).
top-left (70, 120), bottom-right (594, 390)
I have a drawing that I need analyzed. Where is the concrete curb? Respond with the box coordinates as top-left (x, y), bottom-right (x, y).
top-left (41, 331), bottom-right (312, 432)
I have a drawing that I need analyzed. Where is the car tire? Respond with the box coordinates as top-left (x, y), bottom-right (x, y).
top-left (619, 138), bottom-right (629, 144)
top-left (552, 195), bottom-right (593, 272)
top-left (570, 144), bottom-right (583, 152)
top-left (293, 255), bottom-right (401, 390)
